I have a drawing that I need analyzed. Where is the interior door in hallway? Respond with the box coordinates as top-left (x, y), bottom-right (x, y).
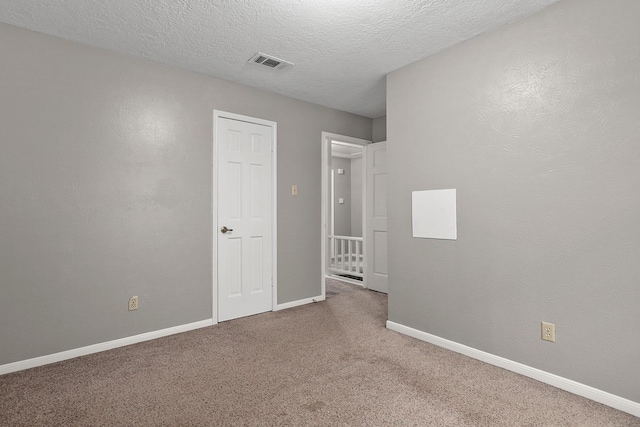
top-left (365, 141), bottom-right (388, 293)
top-left (216, 117), bottom-right (273, 322)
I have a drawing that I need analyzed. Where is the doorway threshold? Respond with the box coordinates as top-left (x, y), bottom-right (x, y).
top-left (326, 274), bottom-right (364, 287)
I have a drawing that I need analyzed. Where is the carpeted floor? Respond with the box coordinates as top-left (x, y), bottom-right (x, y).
top-left (326, 277), bottom-right (361, 298)
top-left (1, 281), bottom-right (638, 426)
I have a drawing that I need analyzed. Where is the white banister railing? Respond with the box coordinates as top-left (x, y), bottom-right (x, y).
top-left (328, 235), bottom-right (364, 278)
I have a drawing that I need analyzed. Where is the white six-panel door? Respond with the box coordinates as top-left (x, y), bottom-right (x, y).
top-left (365, 141), bottom-right (388, 293)
top-left (216, 117), bottom-right (273, 322)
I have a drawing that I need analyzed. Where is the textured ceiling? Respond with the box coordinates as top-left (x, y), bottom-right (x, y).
top-left (0, 0), bottom-right (559, 118)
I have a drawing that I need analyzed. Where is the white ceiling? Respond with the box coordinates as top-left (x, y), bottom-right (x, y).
top-left (0, 0), bottom-right (558, 118)
top-left (332, 142), bottom-right (363, 158)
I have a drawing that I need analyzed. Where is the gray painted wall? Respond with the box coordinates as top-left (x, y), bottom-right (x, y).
top-left (351, 156), bottom-right (363, 237)
top-left (0, 23), bottom-right (371, 365)
top-left (387, 0), bottom-right (640, 403)
top-left (331, 156), bottom-right (352, 236)
top-left (372, 116), bottom-right (387, 142)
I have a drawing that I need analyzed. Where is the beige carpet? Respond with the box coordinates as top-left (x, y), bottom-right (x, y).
top-left (1, 281), bottom-right (638, 426)
top-left (325, 277), bottom-right (361, 298)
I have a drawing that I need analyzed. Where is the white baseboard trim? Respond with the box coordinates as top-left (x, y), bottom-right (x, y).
top-left (274, 295), bottom-right (324, 311)
top-left (0, 319), bottom-right (214, 376)
top-left (386, 320), bottom-right (640, 418)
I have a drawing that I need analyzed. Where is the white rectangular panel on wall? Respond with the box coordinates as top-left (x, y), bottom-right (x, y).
top-left (412, 189), bottom-right (457, 240)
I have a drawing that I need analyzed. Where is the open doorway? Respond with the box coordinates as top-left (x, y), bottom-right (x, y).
top-left (321, 132), bottom-right (370, 298)
top-left (329, 141), bottom-right (364, 281)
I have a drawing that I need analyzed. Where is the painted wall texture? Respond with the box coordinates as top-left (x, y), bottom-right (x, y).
top-left (331, 156), bottom-right (352, 237)
top-left (351, 156), bottom-right (363, 237)
top-left (0, 23), bottom-right (371, 365)
top-left (387, 0), bottom-right (640, 403)
top-left (372, 115), bottom-right (387, 143)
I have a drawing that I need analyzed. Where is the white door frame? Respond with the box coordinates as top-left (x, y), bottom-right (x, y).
top-left (213, 110), bottom-right (277, 324)
top-left (321, 132), bottom-right (370, 299)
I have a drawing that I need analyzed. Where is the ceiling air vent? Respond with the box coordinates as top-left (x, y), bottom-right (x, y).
top-left (248, 52), bottom-right (294, 70)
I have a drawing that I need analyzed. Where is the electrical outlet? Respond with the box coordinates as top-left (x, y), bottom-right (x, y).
top-left (541, 322), bottom-right (555, 342)
top-left (128, 296), bottom-right (139, 311)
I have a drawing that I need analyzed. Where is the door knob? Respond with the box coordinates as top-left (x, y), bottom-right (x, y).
top-left (220, 226), bottom-right (233, 234)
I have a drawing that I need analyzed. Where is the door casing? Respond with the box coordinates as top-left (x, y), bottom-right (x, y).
top-left (213, 110), bottom-right (278, 324)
